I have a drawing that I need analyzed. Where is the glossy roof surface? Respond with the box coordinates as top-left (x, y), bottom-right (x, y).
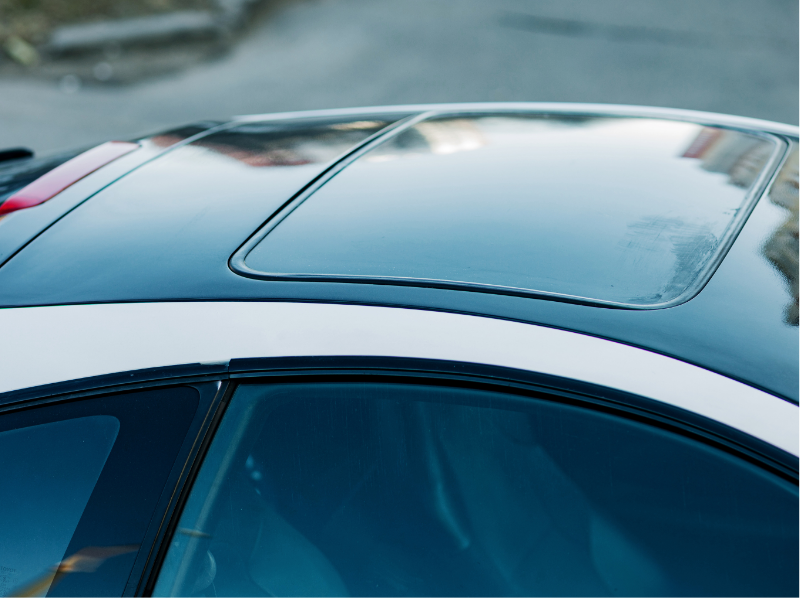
top-left (0, 104), bottom-right (796, 401)
top-left (238, 113), bottom-right (779, 308)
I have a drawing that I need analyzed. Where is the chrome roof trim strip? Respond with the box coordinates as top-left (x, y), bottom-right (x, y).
top-left (1, 302), bottom-right (795, 455)
top-left (232, 103), bottom-right (800, 138)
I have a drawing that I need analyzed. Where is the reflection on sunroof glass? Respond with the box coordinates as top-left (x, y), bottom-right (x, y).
top-left (187, 119), bottom-right (391, 168)
top-left (241, 114), bottom-right (779, 307)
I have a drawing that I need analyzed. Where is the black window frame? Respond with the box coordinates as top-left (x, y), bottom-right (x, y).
top-left (224, 356), bottom-right (799, 482)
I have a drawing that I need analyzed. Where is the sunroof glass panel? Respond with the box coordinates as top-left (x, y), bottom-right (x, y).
top-left (241, 115), bottom-right (779, 307)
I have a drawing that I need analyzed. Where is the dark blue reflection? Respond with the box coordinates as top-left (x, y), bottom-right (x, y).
top-left (0, 416), bottom-right (118, 597)
top-left (185, 119), bottom-right (393, 168)
top-left (244, 116), bottom-right (777, 307)
top-left (160, 384), bottom-right (798, 597)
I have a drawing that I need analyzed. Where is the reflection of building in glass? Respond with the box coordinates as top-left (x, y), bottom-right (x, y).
top-left (366, 119), bottom-right (487, 161)
top-left (763, 148), bottom-right (799, 325)
top-left (144, 122), bottom-right (222, 152)
top-left (155, 120), bottom-right (389, 168)
top-left (365, 115), bottom-right (607, 163)
top-left (415, 120), bottom-right (486, 155)
top-left (682, 127), bottom-right (772, 188)
top-left (682, 128), bottom-right (797, 324)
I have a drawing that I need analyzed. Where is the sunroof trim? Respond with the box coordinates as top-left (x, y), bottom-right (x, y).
top-left (230, 111), bottom-right (788, 310)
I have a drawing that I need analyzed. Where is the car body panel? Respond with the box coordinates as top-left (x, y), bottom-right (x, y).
top-left (0, 301), bottom-right (795, 456)
top-left (0, 121), bottom-right (223, 267)
top-left (0, 114), bottom-right (406, 304)
top-left (0, 104), bottom-right (796, 402)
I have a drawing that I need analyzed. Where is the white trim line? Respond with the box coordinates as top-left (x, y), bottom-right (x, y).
top-left (0, 302), bottom-right (795, 456)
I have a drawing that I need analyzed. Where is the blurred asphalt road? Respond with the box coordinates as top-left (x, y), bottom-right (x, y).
top-left (1, 0), bottom-right (797, 155)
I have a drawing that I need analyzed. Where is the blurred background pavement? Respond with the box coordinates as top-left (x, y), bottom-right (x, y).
top-left (1, 0), bottom-right (797, 155)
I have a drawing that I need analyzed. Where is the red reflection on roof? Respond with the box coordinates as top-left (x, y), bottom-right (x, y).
top-left (0, 141), bottom-right (139, 216)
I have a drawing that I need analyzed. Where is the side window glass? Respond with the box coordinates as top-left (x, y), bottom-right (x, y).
top-left (155, 382), bottom-right (798, 597)
top-left (0, 417), bottom-right (118, 597)
top-left (0, 386), bottom-right (199, 597)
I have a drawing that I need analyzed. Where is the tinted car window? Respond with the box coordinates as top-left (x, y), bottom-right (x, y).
top-left (0, 417), bottom-right (118, 597)
top-left (155, 382), bottom-right (797, 597)
top-left (0, 386), bottom-right (199, 597)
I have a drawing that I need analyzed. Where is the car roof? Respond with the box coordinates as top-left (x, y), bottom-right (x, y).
top-left (0, 103), bottom-right (797, 401)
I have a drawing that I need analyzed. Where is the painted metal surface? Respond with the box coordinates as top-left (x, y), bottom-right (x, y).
top-left (0, 114), bottom-right (403, 299)
top-left (0, 301), bottom-right (795, 456)
top-left (0, 142), bottom-right (140, 215)
top-left (0, 121), bottom-right (223, 267)
top-left (0, 105), bottom-right (795, 401)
